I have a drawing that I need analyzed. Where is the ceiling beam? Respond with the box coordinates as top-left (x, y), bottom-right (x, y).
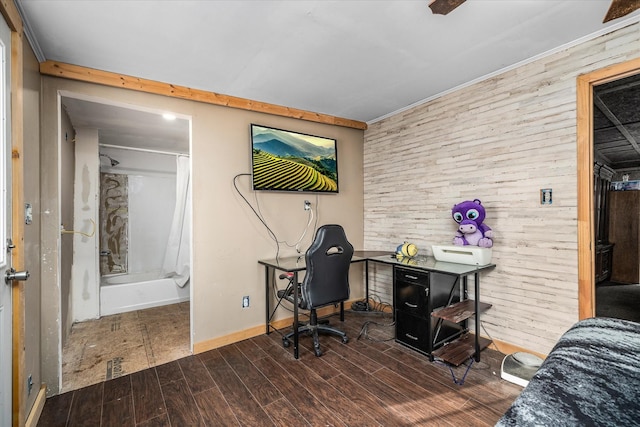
top-left (39, 60), bottom-right (368, 131)
top-left (594, 92), bottom-right (640, 156)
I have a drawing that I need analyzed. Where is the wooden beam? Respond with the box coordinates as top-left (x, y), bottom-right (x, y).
top-left (10, 26), bottom-right (24, 427)
top-left (39, 60), bottom-right (368, 131)
top-left (0, 0), bottom-right (21, 33)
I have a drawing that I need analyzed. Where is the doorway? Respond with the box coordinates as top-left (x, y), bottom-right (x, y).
top-left (577, 57), bottom-right (640, 319)
top-left (58, 94), bottom-right (193, 392)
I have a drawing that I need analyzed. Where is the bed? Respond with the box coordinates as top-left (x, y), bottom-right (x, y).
top-left (496, 317), bottom-right (640, 426)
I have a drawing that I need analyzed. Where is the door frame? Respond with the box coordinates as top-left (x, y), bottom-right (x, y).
top-left (577, 57), bottom-right (640, 319)
top-left (0, 3), bottom-right (26, 427)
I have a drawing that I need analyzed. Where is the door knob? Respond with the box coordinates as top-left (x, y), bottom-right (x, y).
top-left (5, 268), bottom-right (30, 284)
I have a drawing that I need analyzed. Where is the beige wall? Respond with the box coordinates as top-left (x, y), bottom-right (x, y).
top-left (364, 22), bottom-right (640, 355)
top-left (40, 77), bottom-right (365, 395)
top-left (22, 35), bottom-right (42, 417)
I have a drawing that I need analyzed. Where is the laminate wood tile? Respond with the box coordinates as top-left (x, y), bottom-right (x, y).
top-left (135, 415), bottom-right (171, 427)
top-left (160, 378), bottom-right (206, 426)
top-left (130, 368), bottom-right (166, 424)
top-left (192, 387), bottom-right (240, 427)
top-left (177, 355), bottom-right (216, 395)
top-left (37, 392), bottom-right (73, 427)
top-left (101, 394), bottom-right (135, 427)
top-left (262, 397), bottom-right (311, 427)
top-left (251, 355), bottom-right (347, 427)
top-left (154, 360), bottom-right (183, 386)
top-left (39, 311), bottom-right (522, 427)
top-left (272, 354), bottom-right (380, 427)
top-left (66, 383), bottom-right (103, 426)
top-left (218, 344), bottom-right (282, 406)
top-left (200, 350), bottom-right (275, 426)
top-left (326, 374), bottom-right (410, 427)
top-left (103, 375), bottom-right (132, 403)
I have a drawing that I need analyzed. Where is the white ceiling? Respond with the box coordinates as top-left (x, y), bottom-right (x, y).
top-left (16, 0), bottom-right (640, 151)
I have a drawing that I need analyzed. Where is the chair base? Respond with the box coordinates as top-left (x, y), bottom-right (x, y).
top-left (282, 311), bottom-right (348, 357)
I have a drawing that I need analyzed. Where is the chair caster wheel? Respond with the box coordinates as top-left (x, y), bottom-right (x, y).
top-left (342, 336), bottom-right (349, 344)
top-left (314, 348), bottom-right (322, 357)
top-left (282, 338), bottom-right (290, 348)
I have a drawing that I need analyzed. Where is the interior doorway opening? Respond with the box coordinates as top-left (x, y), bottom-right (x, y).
top-left (58, 93), bottom-right (193, 392)
top-left (577, 57), bottom-right (640, 320)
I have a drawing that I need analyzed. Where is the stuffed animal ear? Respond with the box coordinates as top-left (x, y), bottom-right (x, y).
top-left (473, 199), bottom-right (482, 205)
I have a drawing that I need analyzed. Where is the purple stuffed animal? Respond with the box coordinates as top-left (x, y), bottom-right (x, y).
top-left (452, 199), bottom-right (493, 248)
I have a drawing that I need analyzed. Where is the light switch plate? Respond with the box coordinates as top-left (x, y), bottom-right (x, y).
top-left (540, 189), bottom-right (552, 205)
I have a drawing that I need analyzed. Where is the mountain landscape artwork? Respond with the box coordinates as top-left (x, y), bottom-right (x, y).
top-left (251, 124), bottom-right (338, 192)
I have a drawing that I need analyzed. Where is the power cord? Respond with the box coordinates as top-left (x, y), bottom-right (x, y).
top-left (233, 173), bottom-right (319, 259)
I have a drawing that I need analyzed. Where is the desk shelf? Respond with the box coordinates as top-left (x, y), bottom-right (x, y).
top-left (432, 300), bottom-right (492, 323)
top-left (432, 334), bottom-right (492, 366)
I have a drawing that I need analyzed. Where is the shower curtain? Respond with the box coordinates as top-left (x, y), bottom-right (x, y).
top-left (162, 155), bottom-right (191, 287)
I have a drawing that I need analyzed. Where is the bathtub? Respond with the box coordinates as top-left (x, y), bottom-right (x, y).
top-left (100, 271), bottom-right (190, 316)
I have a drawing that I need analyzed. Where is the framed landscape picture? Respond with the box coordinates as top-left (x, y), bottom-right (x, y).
top-left (250, 124), bottom-right (339, 193)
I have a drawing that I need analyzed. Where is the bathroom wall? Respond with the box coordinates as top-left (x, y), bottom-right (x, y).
top-left (71, 128), bottom-right (100, 322)
top-left (99, 146), bottom-right (177, 275)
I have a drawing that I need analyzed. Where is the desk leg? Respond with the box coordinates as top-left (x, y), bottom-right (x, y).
top-left (293, 271), bottom-right (299, 359)
top-left (365, 259), bottom-right (370, 310)
top-left (265, 266), bottom-right (270, 335)
top-left (474, 272), bottom-right (481, 362)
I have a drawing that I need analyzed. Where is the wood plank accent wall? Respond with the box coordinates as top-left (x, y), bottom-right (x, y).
top-left (39, 61), bottom-right (367, 131)
top-left (363, 23), bottom-right (640, 354)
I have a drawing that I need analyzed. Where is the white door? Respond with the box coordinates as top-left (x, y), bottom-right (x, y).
top-left (0, 14), bottom-right (12, 427)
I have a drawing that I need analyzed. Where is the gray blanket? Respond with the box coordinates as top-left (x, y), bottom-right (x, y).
top-left (496, 317), bottom-right (640, 426)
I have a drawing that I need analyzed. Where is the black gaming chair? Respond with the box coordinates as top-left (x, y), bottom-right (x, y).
top-left (281, 224), bottom-right (354, 356)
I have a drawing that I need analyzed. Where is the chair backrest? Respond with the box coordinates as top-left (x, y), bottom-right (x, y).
top-left (301, 224), bottom-right (354, 309)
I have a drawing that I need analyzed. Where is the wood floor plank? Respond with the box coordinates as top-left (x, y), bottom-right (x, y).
top-left (375, 367), bottom-right (485, 427)
top-left (36, 391), bottom-right (73, 427)
top-left (326, 374), bottom-right (410, 427)
top-left (67, 382), bottom-right (103, 426)
top-left (102, 394), bottom-right (135, 427)
top-left (266, 349), bottom-right (383, 427)
top-left (178, 355), bottom-right (216, 394)
top-left (200, 349), bottom-right (275, 426)
top-left (160, 378), bottom-right (206, 426)
top-left (135, 414), bottom-right (171, 427)
top-left (103, 375), bottom-right (132, 403)
top-left (264, 336), bottom-right (340, 380)
top-left (263, 397), bottom-right (311, 427)
top-left (155, 360), bottom-right (184, 385)
top-left (218, 344), bottom-right (283, 406)
top-left (193, 387), bottom-right (241, 427)
top-left (131, 367), bottom-right (167, 424)
top-left (320, 350), bottom-right (424, 425)
top-left (234, 337), bottom-right (269, 361)
top-left (252, 354), bottom-right (348, 427)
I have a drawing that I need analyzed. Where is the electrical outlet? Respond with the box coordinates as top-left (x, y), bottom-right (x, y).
top-left (304, 200), bottom-right (311, 210)
top-left (242, 295), bottom-right (250, 308)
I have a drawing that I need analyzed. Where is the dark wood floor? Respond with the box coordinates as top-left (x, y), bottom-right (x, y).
top-left (37, 311), bottom-right (522, 426)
